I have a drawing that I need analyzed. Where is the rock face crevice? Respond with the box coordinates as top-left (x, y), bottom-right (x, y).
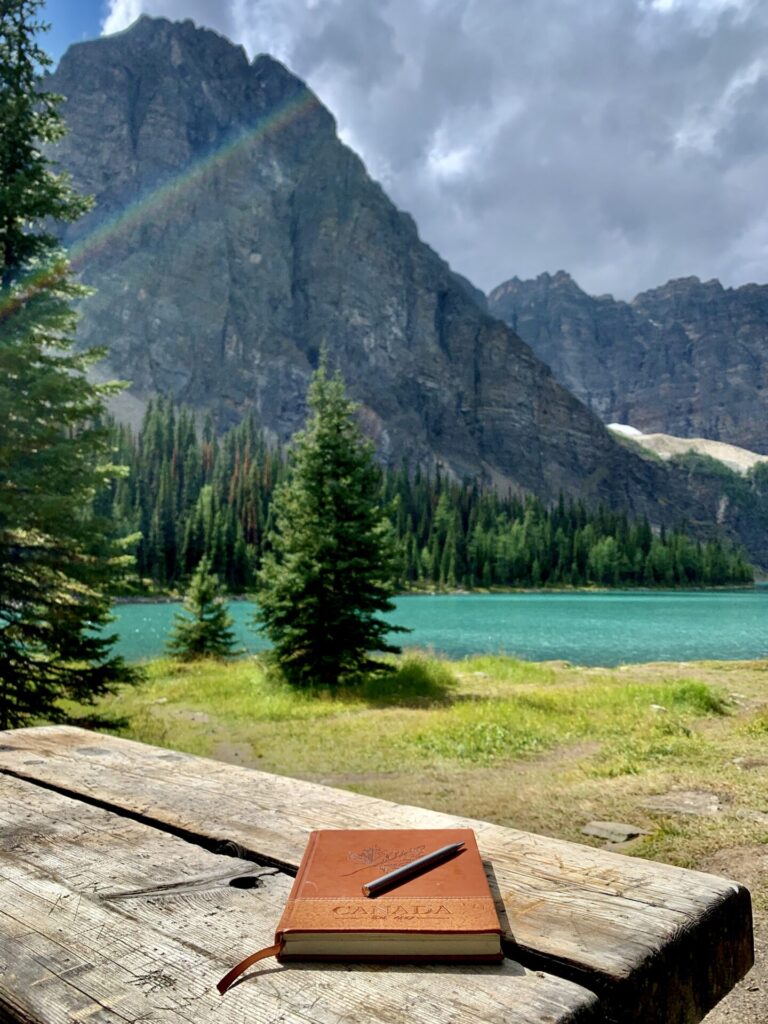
top-left (489, 271), bottom-right (768, 455)
top-left (48, 16), bottom-right (768, 564)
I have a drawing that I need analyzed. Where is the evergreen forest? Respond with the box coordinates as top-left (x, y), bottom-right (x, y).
top-left (104, 398), bottom-right (754, 594)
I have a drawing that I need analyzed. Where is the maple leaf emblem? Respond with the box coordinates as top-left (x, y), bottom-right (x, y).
top-left (342, 843), bottom-right (427, 876)
top-left (347, 845), bottom-right (385, 867)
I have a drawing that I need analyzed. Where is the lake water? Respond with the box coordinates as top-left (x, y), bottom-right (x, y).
top-left (111, 589), bottom-right (768, 666)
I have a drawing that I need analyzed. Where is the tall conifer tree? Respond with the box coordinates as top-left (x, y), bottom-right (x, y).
top-left (256, 361), bottom-right (406, 686)
top-left (0, 0), bottom-right (137, 728)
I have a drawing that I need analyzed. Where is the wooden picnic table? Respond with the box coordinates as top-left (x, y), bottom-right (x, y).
top-left (0, 726), bottom-right (753, 1024)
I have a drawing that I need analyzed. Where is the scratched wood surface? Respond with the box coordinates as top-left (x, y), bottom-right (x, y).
top-left (0, 725), bottom-right (754, 1023)
top-left (0, 772), bottom-right (598, 1024)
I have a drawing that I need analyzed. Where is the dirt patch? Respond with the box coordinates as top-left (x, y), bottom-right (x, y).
top-left (700, 845), bottom-right (768, 893)
top-left (733, 757), bottom-right (768, 771)
top-left (527, 740), bottom-right (600, 770)
top-left (734, 809), bottom-right (768, 826)
top-left (309, 771), bottom-right (406, 786)
top-left (458, 740), bottom-right (600, 783)
top-left (171, 709), bottom-right (211, 723)
top-left (212, 740), bottom-right (255, 765)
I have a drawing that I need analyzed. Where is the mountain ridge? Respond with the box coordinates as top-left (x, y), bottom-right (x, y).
top-left (488, 271), bottom-right (768, 454)
top-left (47, 16), bottom-right (768, 565)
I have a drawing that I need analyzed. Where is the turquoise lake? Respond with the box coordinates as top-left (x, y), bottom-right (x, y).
top-left (111, 589), bottom-right (768, 666)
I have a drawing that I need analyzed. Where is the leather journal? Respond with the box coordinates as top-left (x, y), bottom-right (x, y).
top-left (217, 827), bottom-right (503, 993)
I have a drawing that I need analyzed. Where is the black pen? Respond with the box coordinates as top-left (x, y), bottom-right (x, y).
top-left (362, 841), bottom-right (465, 897)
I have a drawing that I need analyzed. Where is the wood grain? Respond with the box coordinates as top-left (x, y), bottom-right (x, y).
top-left (0, 725), bottom-right (754, 1023)
top-left (0, 772), bottom-right (598, 1024)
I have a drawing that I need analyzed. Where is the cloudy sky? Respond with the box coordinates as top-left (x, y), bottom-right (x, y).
top-left (48, 0), bottom-right (768, 298)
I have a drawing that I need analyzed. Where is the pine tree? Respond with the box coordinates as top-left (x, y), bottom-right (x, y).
top-left (255, 361), bottom-right (406, 686)
top-left (101, 389), bottom-right (756, 597)
top-left (166, 557), bottom-right (238, 661)
top-left (0, 0), bottom-right (138, 728)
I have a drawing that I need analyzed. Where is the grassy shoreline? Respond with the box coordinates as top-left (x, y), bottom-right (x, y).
top-left (113, 582), bottom-right (763, 603)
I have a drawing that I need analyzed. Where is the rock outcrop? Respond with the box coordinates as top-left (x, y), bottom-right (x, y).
top-left (48, 18), bottom-right (768, 564)
top-left (488, 272), bottom-right (768, 454)
top-left (607, 427), bottom-right (768, 476)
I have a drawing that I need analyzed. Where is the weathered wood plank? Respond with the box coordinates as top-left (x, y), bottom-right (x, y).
top-left (0, 725), bottom-right (754, 1023)
top-left (0, 772), bottom-right (599, 1024)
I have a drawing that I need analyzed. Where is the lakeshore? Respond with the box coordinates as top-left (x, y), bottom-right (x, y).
top-left (110, 587), bottom-right (768, 665)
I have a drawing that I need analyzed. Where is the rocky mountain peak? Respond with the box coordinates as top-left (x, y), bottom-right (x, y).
top-left (631, 275), bottom-right (725, 307)
top-left (52, 17), bottom-right (332, 220)
top-left (55, 15), bottom-right (251, 103)
top-left (489, 269), bottom-right (579, 306)
top-left (550, 270), bottom-right (576, 286)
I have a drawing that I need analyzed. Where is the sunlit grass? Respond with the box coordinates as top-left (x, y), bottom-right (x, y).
top-left (95, 656), bottom-right (366, 723)
top-left (458, 654), bottom-right (559, 685)
top-left (742, 706), bottom-right (768, 736)
top-left (395, 678), bottom-right (728, 767)
top-left (63, 653), bottom-right (730, 777)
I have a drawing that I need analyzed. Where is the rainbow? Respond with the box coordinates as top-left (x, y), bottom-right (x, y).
top-left (2, 84), bottom-right (322, 314)
top-left (67, 86), bottom-right (322, 268)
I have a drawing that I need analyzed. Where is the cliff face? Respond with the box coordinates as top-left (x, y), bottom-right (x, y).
top-left (49, 17), bottom-right (768, 564)
top-left (488, 272), bottom-right (768, 454)
top-left (50, 17), bottom-right (617, 497)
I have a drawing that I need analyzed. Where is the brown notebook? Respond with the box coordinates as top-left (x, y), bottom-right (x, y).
top-left (218, 827), bottom-right (503, 993)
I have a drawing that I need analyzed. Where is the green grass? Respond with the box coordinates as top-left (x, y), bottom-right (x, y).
top-left (457, 654), bottom-right (559, 685)
top-left (395, 677), bottom-right (728, 767)
top-left (61, 652), bottom-right (731, 779)
top-left (742, 705), bottom-right (768, 736)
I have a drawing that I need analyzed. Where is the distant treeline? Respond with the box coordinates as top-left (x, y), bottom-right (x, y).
top-left (103, 399), bottom-right (753, 592)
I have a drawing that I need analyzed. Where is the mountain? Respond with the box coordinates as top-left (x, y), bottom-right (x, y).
top-left (48, 17), bottom-right (768, 564)
top-left (488, 271), bottom-right (768, 455)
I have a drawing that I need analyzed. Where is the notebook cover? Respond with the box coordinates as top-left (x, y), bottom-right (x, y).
top-left (275, 828), bottom-right (503, 958)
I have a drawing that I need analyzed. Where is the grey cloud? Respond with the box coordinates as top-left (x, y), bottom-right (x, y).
top-left (715, 73), bottom-right (768, 159)
top-left (102, 0), bottom-right (768, 297)
top-left (289, 1), bottom-right (401, 91)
